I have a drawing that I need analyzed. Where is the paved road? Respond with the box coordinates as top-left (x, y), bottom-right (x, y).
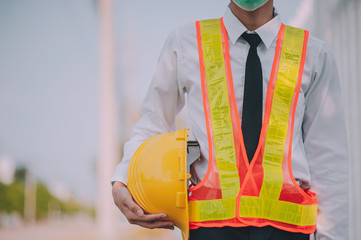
top-left (0, 215), bottom-right (180, 240)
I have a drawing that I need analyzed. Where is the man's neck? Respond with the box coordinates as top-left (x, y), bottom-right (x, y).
top-left (230, 1), bottom-right (274, 31)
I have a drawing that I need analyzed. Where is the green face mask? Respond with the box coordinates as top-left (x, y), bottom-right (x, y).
top-left (232, 0), bottom-right (269, 11)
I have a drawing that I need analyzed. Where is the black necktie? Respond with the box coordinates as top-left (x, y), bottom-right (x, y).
top-left (241, 32), bottom-right (263, 162)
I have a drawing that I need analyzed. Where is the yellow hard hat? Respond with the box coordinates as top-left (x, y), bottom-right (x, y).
top-left (128, 129), bottom-right (198, 240)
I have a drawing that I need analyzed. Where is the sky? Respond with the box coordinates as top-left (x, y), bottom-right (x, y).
top-left (0, 0), bottom-right (301, 204)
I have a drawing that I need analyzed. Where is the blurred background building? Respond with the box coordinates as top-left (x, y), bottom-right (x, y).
top-left (0, 0), bottom-right (360, 239)
top-left (290, 0), bottom-right (361, 238)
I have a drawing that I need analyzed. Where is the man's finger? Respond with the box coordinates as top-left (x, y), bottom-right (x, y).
top-left (139, 213), bottom-right (168, 222)
top-left (124, 208), bottom-right (168, 223)
top-left (112, 181), bottom-right (173, 229)
top-left (122, 194), bottom-right (144, 216)
top-left (114, 186), bottom-right (144, 217)
top-left (162, 225), bottom-right (175, 230)
top-left (134, 220), bottom-right (175, 229)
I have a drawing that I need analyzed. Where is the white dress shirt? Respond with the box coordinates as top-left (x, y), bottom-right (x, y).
top-left (112, 6), bottom-right (349, 240)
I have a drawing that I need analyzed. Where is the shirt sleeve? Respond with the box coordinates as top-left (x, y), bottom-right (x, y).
top-left (303, 42), bottom-right (349, 240)
top-left (111, 29), bottom-right (185, 185)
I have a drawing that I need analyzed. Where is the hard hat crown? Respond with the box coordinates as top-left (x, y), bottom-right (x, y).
top-left (128, 129), bottom-right (190, 240)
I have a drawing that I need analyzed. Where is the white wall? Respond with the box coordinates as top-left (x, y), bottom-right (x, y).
top-left (294, 0), bottom-right (361, 238)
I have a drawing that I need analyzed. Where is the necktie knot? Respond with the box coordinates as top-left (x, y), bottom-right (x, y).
top-left (241, 32), bottom-right (262, 48)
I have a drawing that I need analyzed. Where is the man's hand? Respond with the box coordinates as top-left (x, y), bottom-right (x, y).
top-left (112, 181), bottom-right (175, 230)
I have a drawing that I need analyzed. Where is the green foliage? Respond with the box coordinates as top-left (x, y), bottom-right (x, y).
top-left (0, 166), bottom-right (90, 221)
top-left (36, 182), bottom-right (56, 219)
top-left (0, 181), bottom-right (25, 216)
top-left (14, 167), bottom-right (26, 184)
top-left (0, 167), bottom-right (27, 216)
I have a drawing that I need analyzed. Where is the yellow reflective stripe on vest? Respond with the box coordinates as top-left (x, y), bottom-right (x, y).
top-left (199, 19), bottom-right (240, 199)
top-left (239, 196), bottom-right (317, 226)
top-left (259, 26), bottom-right (305, 200)
top-left (238, 26), bottom-right (317, 226)
top-left (189, 198), bottom-right (236, 222)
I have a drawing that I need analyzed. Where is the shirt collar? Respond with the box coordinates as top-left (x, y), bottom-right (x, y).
top-left (223, 5), bottom-right (282, 49)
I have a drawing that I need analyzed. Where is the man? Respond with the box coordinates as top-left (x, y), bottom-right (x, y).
top-left (112, 0), bottom-right (349, 239)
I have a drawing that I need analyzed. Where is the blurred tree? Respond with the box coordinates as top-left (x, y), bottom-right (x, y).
top-left (0, 166), bottom-right (91, 221)
top-left (5, 181), bottom-right (25, 215)
top-left (0, 167), bottom-right (26, 215)
top-left (14, 167), bottom-right (26, 184)
top-left (36, 182), bottom-right (55, 219)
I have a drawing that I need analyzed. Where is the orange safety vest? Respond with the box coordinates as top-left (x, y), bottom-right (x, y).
top-left (188, 18), bottom-right (318, 234)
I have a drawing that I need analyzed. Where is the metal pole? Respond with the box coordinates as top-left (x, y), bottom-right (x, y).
top-left (24, 165), bottom-right (36, 224)
top-left (97, 0), bottom-right (118, 239)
